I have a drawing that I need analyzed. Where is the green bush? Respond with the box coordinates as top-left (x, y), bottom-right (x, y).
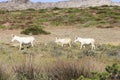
top-left (38, 9), bottom-right (47, 13)
top-left (90, 63), bottom-right (120, 80)
top-left (106, 63), bottom-right (120, 76)
top-left (101, 63), bottom-right (120, 80)
top-left (27, 8), bottom-right (36, 11)
top-left (89, 6), bottom-right (99, 10)
top-left (91, 71), bottom-right (109, 80)
top-left (52, 7), bottom-right (61, 10)
top-left (0, 10), bottom-right (8, 14)
top-left (21, 26), bottom-right (50, 35)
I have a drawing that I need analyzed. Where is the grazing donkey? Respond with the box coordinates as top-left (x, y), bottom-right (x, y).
top-left (11, 35), bottom-right (35, 50)
top-left (55, 37), bottom-right (72, 47)
top-left (74, 37), bottom-right (95, 50)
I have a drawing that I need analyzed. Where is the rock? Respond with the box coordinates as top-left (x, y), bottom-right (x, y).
top-left (11, 0), bottom-right (29, 4)
top-left (0, 0), bottom-right (119, 10)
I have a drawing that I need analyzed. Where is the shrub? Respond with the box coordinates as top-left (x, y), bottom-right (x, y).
top-left (106, 64), bottom-right (118, 74)
top-left (83, 49), bottom-right (96, 56)
top-left (50, 47), bottom-right (64, 57)
top-left (105, 63), bottom-right (120, 79)
top-left (75, 63), bottom-right (120, 80)
top-left (91, 71), bottom-right (109, 80)
top-left (38, 9), bottom-right (47, 13)
top-left (13, 59), bottom-right (48, 80)
top-left (52, 7), bottom-right (61, 10)
top-left (65, 8), bottom-right (80, 13)
top-left (0, 10), bottom-right (8, 14)
top-left (100, 44), bottom-right (120, 56)
top-left (50, 21), bottom-right (63, 26)
top-left (75, 75), bottom-right (88, 80)
top-left (101, 5), bottom-right (109, 7)
top-left (46, 60), bottom-right (81, 80)
top-left (46, 57), bottom-right (105, 80)
top-left (89, 6), bottom-right (99, 10)
top-left (21, 25), bottom-right (50, 35)
top-left (27, 8), bottom-right (36, 11)
top-left (37, 18), bottom-right (48, 22)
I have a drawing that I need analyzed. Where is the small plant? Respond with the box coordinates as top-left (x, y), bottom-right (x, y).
top-left (52, 7), bottom-right (61, 10)
top-left (91, 63), bottom-right (120, 80)
top-left (91, 71), bottom-right (109, 80)
top-left (83, 49), bottom-right (96, 56)
top-left (76, 76), bottom-right (86, 80)
top-left (37, 18), bottom-right (48, 23)
top-left (38, 9), bottom-right (47, 13)
top-left (50, 21), bottom-right (63, 26)
top-left (21, 25), bottom-right (50, 35)
top-left (27, 8), bottom-right (36, 11)
top-left (105, 63), bottom-right (120, 79)
top-left (89, 6), bottom-right (99, 10)
top-left (82, 21), bottom-right (98, 27)
top-left (0, 26), bottom-right (5, 29)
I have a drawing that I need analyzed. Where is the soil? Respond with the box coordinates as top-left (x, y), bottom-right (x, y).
top-left (0, 27), bottom-right (120, 45)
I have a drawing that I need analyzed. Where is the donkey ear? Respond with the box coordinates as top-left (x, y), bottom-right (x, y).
top-left (12, 34), bottom-right (15, 37)
top-left (56, 37), bottom-right (60, 39)
top-left (75, 36), bottom-right (78, 39)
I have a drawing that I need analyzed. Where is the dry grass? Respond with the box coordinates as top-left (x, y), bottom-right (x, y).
top-left (0, 42), bottom-right (119, 79)
top-left (0, 54), bottom-right (106, 80)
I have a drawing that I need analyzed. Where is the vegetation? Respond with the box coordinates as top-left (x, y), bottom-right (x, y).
top-left (0, 42), bottom-right (119, 80)
top-left (0, 6), bottom-right (119, 80)
top-left (0, 6), bottom-right (119, 30)
top-left (21, 25), bottom-right (50, 35)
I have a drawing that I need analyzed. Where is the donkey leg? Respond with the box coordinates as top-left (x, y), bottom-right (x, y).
top-left (80, 44), bottom-right (83, 49)
top-left (62, 44), bottom-right (64, 47)
top-left (31, 42), bottom-right (34, 47)
top-left (69, 43), bottom-right (71, 47)
top-left (91, 44), bottom-right (95, 50)
top-left (19, 43), bottom-right (22, 50)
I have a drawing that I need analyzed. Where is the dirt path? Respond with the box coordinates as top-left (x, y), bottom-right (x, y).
top-left (0, 27), bottom-right (120, 45)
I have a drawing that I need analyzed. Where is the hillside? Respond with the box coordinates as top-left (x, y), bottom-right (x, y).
top-left (0, 6), bottom-right (120, 30)
top-left (0, 0), bottom-right (120, 10)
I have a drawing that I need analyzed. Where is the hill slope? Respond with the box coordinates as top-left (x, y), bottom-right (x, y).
top-left (0, 6), bottom-right (119, 29)
top-left (0, 0), bottom-right (120, 10)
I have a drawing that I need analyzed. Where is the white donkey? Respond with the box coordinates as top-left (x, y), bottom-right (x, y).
top-left (11, 35), bottom-right (35, 50)
top-left (55, 37), bottom-right (72, 47)
top-left (74, 37), bottom-right (95, 50)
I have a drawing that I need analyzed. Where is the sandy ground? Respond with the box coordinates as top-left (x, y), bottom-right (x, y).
top-left (0, 27), bottom-right (120, 45)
